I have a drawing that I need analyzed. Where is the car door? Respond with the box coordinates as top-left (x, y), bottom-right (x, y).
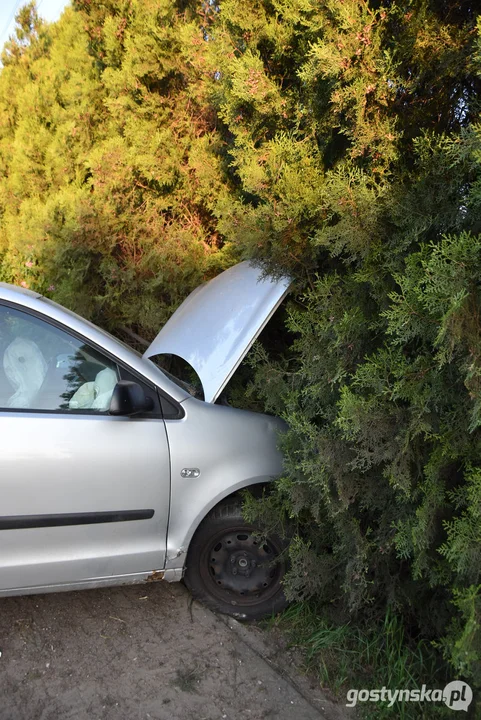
top-left (0, 302), bottom-right (170, 593)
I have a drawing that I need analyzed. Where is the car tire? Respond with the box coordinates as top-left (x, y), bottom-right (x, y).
top-left (184, 497), bottom-right (289, 621)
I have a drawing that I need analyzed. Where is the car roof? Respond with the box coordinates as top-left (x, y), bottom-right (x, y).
top-left (0, 282), bottom-right (42, 301)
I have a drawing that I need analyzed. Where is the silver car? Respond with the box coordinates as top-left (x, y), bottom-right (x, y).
top-left (0, 262), bottom-right (290, 619)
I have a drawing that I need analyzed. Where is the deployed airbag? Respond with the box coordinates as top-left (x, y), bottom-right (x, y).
top-left (69, 367), bottom-right (117, 410)
top-left (3, 337), bottom-right (48, 408)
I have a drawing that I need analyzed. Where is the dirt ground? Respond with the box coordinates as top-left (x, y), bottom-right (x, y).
top-left (0, 581), bottom-right (348, 720)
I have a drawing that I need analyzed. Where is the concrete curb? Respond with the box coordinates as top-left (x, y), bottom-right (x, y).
top-left (215, 611), bottom-right (352, 720)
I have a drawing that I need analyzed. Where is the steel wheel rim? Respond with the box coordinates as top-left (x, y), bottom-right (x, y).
top-left (199, 525), bottom-right (285, 607)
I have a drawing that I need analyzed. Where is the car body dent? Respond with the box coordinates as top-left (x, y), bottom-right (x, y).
top-left (144, 261), bottom-right (291, 402)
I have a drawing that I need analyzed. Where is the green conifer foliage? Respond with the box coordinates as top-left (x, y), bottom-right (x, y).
top-left (205, 0), bottom-right (481, 684)
top-left (0, 0), bottom-right (230, 333)
top-left (1, 0), bottom-right (481, 686)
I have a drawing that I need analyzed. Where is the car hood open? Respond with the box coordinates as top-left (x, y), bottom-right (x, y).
top-left (144, 261), bottom-right (291, 403)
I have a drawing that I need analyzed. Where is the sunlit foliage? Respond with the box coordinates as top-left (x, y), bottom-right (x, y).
top-left (1, 0), bottom-right (481, 687)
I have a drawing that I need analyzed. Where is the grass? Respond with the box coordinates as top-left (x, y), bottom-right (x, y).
top-left (266, 603), bottom-right (453, 719)
top-left (172, 665), bottom-right (202, 693)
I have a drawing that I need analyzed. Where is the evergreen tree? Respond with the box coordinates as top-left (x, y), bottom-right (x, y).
top-left (0, 0), bottom-right (230, 334)
top-left (1, 0), bottom-right (481, 691)
top-left (206, 0), bottom-right (481, 687)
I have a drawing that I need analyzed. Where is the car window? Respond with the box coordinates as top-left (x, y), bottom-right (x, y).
top-left (0, 305), bottom-right (119, 412)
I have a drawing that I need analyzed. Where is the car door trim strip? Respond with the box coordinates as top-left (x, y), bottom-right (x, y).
top-left (0, 510), bottom-right (155, 530)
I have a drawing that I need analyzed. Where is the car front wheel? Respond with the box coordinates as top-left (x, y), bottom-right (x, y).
top-left (184, 498), bottom-right (288, 620)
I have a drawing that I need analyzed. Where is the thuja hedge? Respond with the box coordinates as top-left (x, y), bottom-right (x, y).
top-left (1, 0), bottom-right (481, 685)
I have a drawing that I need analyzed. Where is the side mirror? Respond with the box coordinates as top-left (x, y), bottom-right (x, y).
top-left (109, 380), bottom-right (154, 416)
